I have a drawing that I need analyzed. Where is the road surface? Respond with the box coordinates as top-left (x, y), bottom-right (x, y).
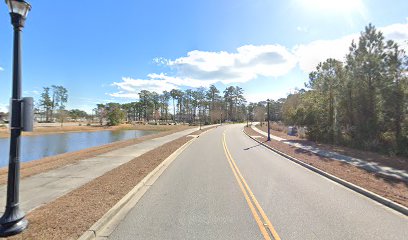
top-left (108, 124), bottom-right (408, 240)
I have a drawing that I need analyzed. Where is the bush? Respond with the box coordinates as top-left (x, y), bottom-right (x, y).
top-left (297, 127), bottom-right (307, 139)
top-left (270, 122), bottom-right (285, 132)
top-left (397, 137), bottom-right (408, 156)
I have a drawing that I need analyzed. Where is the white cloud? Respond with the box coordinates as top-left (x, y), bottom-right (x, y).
top-left (110, 21), bottom-right (408, 99)
top-left (293, 34), bottom-right (357, 72)
top-left (0, 67), bottom-right (4, 71)
top-left (380, 22), bottom-right (408, 48)
top-left (167, 45), bottom-right (297, 84)
top-left (111, 45), bottom-right (297, 98)
top-left (293, 22), bottom-right (408, 72)
top-left (0, 103), bottom-right (9, 113)
top-left (110, 74), bottom-right (217, 98)
top-left (296, 26), bottom-right (308, 33)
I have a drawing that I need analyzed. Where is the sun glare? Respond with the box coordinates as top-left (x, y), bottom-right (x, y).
top-left (298, 0), bottom-right (364, 13)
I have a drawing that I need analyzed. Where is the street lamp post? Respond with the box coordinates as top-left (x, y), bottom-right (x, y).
top-left (198, 103), bottom-right (202, 130)
top-left (246, 114), bottom-right (248, 127)
top-left (246, 108), bottom-right (249, 128)
top-left (0, 0), bottom-right (31, 237)
top-left (267, 99), bottom-right (271, 141)
top-left (220, 106), bottom-right (222, 125)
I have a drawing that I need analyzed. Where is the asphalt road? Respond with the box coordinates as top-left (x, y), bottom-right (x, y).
top-left (109, 124), bottom-right (408, 240)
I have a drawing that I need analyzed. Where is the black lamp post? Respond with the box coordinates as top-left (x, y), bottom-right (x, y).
top-left (246, 114), bottom-right (248, 127)
top-left (267, 99), bottom-right (271, 141)
top-left (246, 108), bottom-right (249, 128)
top-left (0, 0), bottom-right (31, 237)
top-left (198, 103), bottom-right (202, 130)
top-left (220, 106), bottom-right (222, 125)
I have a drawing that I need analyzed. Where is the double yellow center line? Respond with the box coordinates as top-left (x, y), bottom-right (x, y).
top-left (222, 131), bottom-right (281, 240)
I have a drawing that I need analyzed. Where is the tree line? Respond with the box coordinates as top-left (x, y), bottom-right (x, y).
top-left (281, 24), bottom-right (408, 156)
top-left (34, 85), bottom-right (249, 127)
top-left (33, 24), bottom-right (406, 157)
top-left (94, 85), bottom-right (247, 126)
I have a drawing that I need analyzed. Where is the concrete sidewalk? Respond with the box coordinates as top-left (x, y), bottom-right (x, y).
top-left (251, 125), bottom-right (408, 182)
top-left (0, 126), bottom-right (211, 215)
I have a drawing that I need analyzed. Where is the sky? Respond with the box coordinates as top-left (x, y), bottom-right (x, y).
top-left (0, 0), bottom-right (407, 113)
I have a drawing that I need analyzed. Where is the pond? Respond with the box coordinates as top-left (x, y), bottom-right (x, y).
top-left (0, 129), bottom-right (157, 168)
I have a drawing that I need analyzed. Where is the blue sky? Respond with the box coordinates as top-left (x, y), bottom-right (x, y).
top-left (0, 0), bottom-right (407, 112)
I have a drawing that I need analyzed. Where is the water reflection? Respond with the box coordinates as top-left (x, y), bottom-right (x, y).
top-left (0, 129), bottom-right (156, 167)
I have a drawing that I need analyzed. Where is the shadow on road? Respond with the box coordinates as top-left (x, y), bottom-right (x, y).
top-left (244, 143), bottom-right (262, 150)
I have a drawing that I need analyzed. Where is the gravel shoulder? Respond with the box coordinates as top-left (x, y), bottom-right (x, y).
top-left (5, 127), bottom-right (214, 240)
top-left (0, 125), bottom-right (193, 185)
top-left (245, 126), bottom-right (408, 207)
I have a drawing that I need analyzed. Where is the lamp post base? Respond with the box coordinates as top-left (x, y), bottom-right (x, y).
top-left (0, 206), bottom-right (28, 237)
top-left (0, 218), bottom-right (28, 237)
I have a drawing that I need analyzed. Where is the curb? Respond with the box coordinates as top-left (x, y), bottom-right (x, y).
top-left (78, 135), bottom-right (199, 240)
top-left (243, 127), bottom-right (408, 216)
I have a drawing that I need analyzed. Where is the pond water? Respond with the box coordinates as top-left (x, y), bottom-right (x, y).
top-left (0, 129), bottom-right (157, 167)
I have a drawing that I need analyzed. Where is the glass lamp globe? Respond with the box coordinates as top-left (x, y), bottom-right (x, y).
top-left (5, 0), bottom-right (31, 18)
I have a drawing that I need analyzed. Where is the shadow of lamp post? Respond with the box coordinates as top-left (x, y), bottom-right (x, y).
top-left (0, 0), bottom-right (32, 237)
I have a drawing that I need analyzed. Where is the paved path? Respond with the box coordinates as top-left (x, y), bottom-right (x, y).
top-left (251, 125), bottom-right (408, 182)
top-left (0, 126), bottom-right (211, 215)
top-left (108, 124), bottom-right (407, 240)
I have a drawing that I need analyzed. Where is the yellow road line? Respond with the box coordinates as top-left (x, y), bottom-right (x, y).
top-left (222, 136), bottom-right (271, 240)
top-left (222, 130), bottom-right (281, 240)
